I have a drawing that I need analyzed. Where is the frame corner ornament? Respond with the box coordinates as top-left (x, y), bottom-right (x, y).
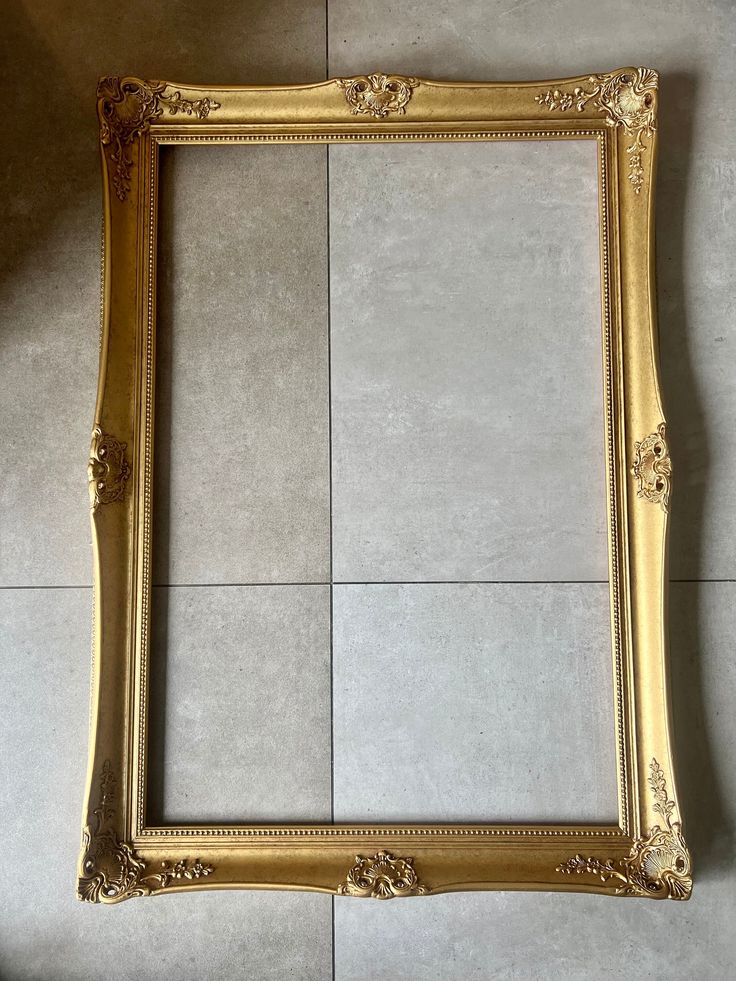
top-left (77, 761), bottom-right (214, 904)
top-left (337, 851), bottom-right (430, 899)
top-left (556, 760), bottom-right (692, 900)
top-left (632, 422), bottom-right (671, 513)
top-left (337, 73), bottom-right (418, 117)
top-left (534, 67), bottom-right (658, 193)
top-left (88, 425), bottom-right (131, 512)
top-left (97, 76), bottom-right (221, 200)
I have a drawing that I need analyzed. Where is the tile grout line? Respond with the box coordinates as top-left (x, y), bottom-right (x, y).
top-left (0, 584), bottom-right (95, 590)
top-left (334, 579), bottom-right (613, 585)
top-left (1, 579), bottom-right (733, 590)
top-left (325, 12), bottom-right (337, 981)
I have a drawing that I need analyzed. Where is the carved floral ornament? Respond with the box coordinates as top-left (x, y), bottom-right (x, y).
top-left (88, 426), bottom-right (130, 511)
top-left (632, 423), bottom-right (671, 513)
top-left (77, 762), bottom-right (214, 903)
top-left (97, 76), bottom-right (221, 200)
top-left (557, 760), bottom-right (692, 900)
top-left (337, 850), bottom-right (430, 899)
top-left (337, 73), bottom-right (418, 117)
top-left (535, 67), bottom-right (658, 193)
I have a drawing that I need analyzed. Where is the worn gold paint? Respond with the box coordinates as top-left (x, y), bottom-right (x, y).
top-left (80, 69), bottom-right (690, 902)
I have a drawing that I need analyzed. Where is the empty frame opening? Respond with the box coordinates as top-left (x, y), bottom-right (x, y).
top-left (148, 139), bottom-right (618, 826)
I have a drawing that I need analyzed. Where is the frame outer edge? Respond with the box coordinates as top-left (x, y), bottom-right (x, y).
top-left (618, 98), bottom-right (683, 835)
top-left (81, 70), bottom-right (689, 902)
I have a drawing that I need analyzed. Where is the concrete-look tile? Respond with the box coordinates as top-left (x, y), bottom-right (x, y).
top-left (153, 145), bottom-right (329, 585)
top-left (329, 1), bottom-right (736, 582)
top-left (668, 583), bottom-right (736, 877)
top-left (330, 140), bottom-right (606, 582)
top-left (333, 583), bottom-right (617, 822)
top-left (2, 0), bottom-right (327, 588)
top-left (327, 0), bottom-right (728, 82)
top-left (0, 230), bottom-right (98, 587)
top-left (334, 882), bottom-right (733, 981)
top-left (0, 588), bottom-right (332, 981)
top-left (148, 584), bottom-right (331, 823)
top-left (334, 580), bottom-right (736, 981)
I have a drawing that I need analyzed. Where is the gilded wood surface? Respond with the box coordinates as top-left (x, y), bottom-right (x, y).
top-left (82, 68), bottom-right (687, 902)
top-left (337, 73), bottom-right (418, 116)
top-left (97, 76), bottom-right (220, 200)
top-left (88, 426), bottom-right (130, 511)
top-left (78, 763), bottom-right (214, 904)
top-left (632, 423), bottom-right (672, 512)
top-left (535, 68), bottom-right (658, 193)
top-left (557, 761), bottom-right (692, 899)
top-left (337, 852), bottom-right (430, 899)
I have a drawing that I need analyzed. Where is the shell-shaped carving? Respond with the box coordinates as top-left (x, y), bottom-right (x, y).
top-left (77, 826), bottom-right (151, 903)
top-left (556, 760), bottom-right (692, 900)
top-left (595, 68), bottom-right (658, 135)
top-left (337, 73), bottom-right (418, 118)
top-left (337, 850), bottom-right (429, 899)
top-left (535, 68), bottom-right (658, 193)
top-left (635, 825), bottom-right (691, 899)
top-left (77, 760), bottom-right (215, 903)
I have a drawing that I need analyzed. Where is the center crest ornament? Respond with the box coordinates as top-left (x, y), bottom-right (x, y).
top-left (337, 851), bottom-right (430, 899)
top-left (337, 73), bottom-right (418, 117)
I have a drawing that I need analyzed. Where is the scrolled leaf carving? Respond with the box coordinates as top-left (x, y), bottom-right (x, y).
top-left (557, 760), bottom-right (692, 900)
top-left (632, 423), bottom-right (671, 513)
top-left (97, 76), bottom-right (220, 200)
top-left (77, 761), bottom-right (214, 904)
top-left (77, 825), bottom-right (151, 903)
top-left (157, 90), bottom-right (221, 118)
top-left (337, 73), bottom-right (418, 118)
top-left (88, 426), bottom-right (130, 511)
top-left (535, 68), bottom-right (658, 193)
top-left (337, 850), bottom-right (429, 899)
top-left (150, 859), bottom-right (215, 889)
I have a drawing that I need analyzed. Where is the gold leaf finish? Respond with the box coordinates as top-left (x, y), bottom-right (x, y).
top-left (535, 68), bottom-right (658, 193)
top-left (82, 69), bottom-right (687, 902)
top-left (97, 76), bottom-right (220, 200)
top-left (77, 762), bottom-right (214, 904)
top-left (557, 760), bottom-right (692, 900)
top-left (632, 423), bottom-right (671, 512)
top-left (337, 73), bottom-right (418, 117)
top-left (88, 426), bottom-right (130, 511)
top-left (157, 90), bottom-right (222, 118)
top-left (337, 851), bottom-right (430, 899)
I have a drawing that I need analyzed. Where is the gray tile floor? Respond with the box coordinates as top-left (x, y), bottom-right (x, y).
top-left (332, 583), bottom-right (617, 823)
top-left (154, 145), bottom-right (330, 586)
top-left (150, 585), bottom-right (332, 824)
top-left (2, 1), bottom-right (735, 979)
top-left (0, 590), bottom-right (333, 981)
top-left (330, 141), bottom-right (607, 584)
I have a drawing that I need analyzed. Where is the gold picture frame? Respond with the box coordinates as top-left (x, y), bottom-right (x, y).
top-left (79, 68), bottom-right (692, 903)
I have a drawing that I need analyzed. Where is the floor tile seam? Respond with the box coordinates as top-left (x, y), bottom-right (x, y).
top-left (1, 579), bottom-right (732, 590)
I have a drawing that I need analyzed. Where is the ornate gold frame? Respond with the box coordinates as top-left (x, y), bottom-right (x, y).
top-left (80, 68), bottom-right (691, 903)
